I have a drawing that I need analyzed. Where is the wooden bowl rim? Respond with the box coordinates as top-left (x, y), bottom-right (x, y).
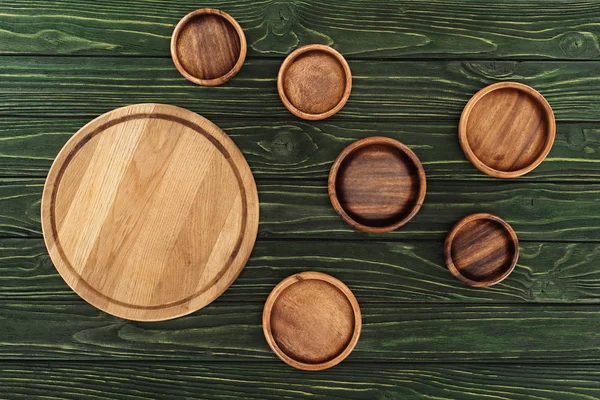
top-left (170, 8), bottom-right (247, 86)
top-left (277, 44), bottom-right (352, 120)
top-left (328, 136), bottom-right (427, 233)
top-left (458, 81), bottom-right (556, 178)
top-left (262, 271), bottom-right (362, 371)
top-left (444, 213), bottom-right (519, 287)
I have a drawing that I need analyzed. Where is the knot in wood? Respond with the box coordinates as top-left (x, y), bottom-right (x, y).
top-left (265, 2), bottom-right (297, 35)
top-left (559, 31), bottom-right (600, 58)
top-left (465, 61), bottom-right (518, 79)
top-left (271, 131), bottom-right (297, 157)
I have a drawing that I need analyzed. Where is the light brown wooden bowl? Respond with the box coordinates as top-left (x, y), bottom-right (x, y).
top-left (263, 272), bottom-right (361, 371)
top-left (328, 137), bottom-right (426, 233)
top-left (171, 9), bottom-right (246, 86)
top-left (41, 104), bottom-right (259, 321)
top-left (459, 82), bottom-right (555, 178)
top-left (445, 213), bottom-right (519, 287)
top-left (278, 44), bottom-right (352, 120)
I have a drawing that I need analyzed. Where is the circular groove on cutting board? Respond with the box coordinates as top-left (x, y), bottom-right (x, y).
top-left (41, 104), bottom-right (259, 321)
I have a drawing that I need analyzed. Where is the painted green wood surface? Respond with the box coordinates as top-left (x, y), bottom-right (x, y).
top-left (2, 57), bottom-right (600, 120)
top-left (2, 238), bottom-right (599, 303)
top-left (1, 300), bottom-right (598, 361)
top-left (1, 178), bottom-right (598, 241)
top-left (1, 118), bottom-right (600, 181)
top-left (1, 0), bottom-right (599, 396)
top-left (2, 0), bottom-right (600, 60)
top-left (255, 181), bottom-right (600, 241)
top-left (0, 362), bottom-right (598, 399)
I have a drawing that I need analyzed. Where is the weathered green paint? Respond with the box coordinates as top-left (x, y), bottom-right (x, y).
top-left (0, 0), bottom-right (599, 395)
top-left (2, 238), bottom-right (599, 303)
top-left (1, 300), bottom-right (598, 362)
top-left (1, 118), bottom-right (600, 181)
top-left (255, 181), bottom-right (600, 241)
top-left (0, 362), bottom-right (598, 399)
top-left (1, 0), bottom-right (600, 59)
top-left (2, 178), bottom-right (599, 241)
top-left (2, 58), bottom-right (600, 120)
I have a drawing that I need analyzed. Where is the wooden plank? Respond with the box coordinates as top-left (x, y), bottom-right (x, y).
top-left (2, 118), bottom-right (599, 182)
top-left (2, 57), bottom-right (600, 120)
top-left (4, 178), bottom-right (599, 241)
top-left (0, 300), bottom-right (598, 361)
top-left (0, 179), bottom-right (41, 238)
top-left (255, 180), bottom-right (600, 241)
top-left (0, 361), bottom-right (598, 399)
top-left (2, 0), bottom-right (600, 60)
top-left (2, 238), bottom-right (599, 303)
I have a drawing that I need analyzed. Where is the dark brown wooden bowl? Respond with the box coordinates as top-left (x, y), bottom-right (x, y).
top-left (459, 82), bottom-right (555, 178)
top-left (171, 9), bottom-right (246, 86)
top-left (278, 44), bottom-right (352, 120)
top-left (328, 137), bottom-right (426, 233)
top-left (445, 213), bottom-right (519, 287)
top-left (262, 272), bottom-right (361, 371)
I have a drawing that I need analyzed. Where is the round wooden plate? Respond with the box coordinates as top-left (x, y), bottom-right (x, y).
top-left (278, 44), bottom-right (352, 120)
top-left (171, 9), bottom-right (247, 86)
top-left (328, 137), bottom-right (426, 233)
top-left (263, 272), bottom-right (361, 371)
top-left (41, 104), bottom-right (259, 321)
top-left (459, 82), bottom-right (556, 178)
top-left (445, 213), bottom-right (519, 287)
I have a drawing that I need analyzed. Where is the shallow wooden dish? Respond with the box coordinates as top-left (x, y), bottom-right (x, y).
top-left (41, 104), bottom-right (259, 321)
top-left (278, 44), bottom-right (352, 120)
top-left (263, 272), bottom-right (361, 371)
top-left (171, 8), bottom-right (246, 86)
top-left (445, 213), bottom-right (519, 287)
top-left (459, 82), bottom-right (555, 178)
top-left (328, 137), bottom-right (426, 233)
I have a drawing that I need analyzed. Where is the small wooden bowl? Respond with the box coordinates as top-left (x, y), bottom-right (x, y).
top-left (171, 9), bottom-right (246, 86)
top-left (459, 82), bottom-right (555, 178)
top-left (445, 213), bottom-right (519, 287)
top-left (278, 44), bottom-right (352, 120)
top-left (328, 137), bottom-right (426, 233)
top-left (263, 272), bottom-right (361, 371)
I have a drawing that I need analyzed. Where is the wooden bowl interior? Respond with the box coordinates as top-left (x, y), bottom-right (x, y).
top-left (335, 143), bottom-right (423, 229)
top-left (174, 12), bottom-right (242, 81)
top-left (463, 85), bottom-right (553, 175)
top-left (279, 45), bottom-right (351, 120)
top-left (450, 217), bottom-right (517, 284)
top-left (263, 272), bottom-right (361, 370)
top-left (269, 278), bottom-right (355, 365)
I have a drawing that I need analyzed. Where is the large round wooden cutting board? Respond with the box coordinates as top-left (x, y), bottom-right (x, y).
top-left (41, 104), bottom-right (259, 321)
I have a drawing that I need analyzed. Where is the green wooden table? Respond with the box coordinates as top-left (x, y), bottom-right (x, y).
top-left (1, 0), bottom-right (599, 398)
